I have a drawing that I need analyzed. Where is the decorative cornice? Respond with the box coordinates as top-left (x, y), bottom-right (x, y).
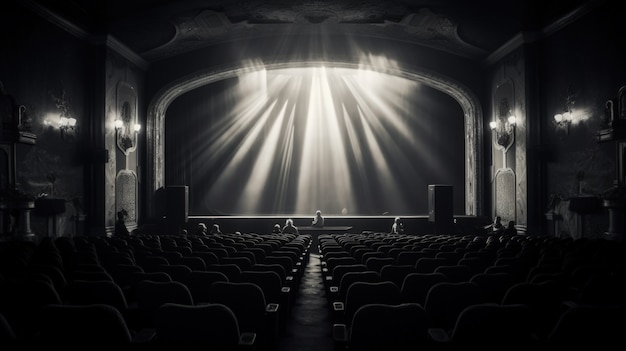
top-left (483, 0), bottom-right (606, 67)
top-left (19, 0), bottom-right (90, 40)
top-left (105, 36), bottom-right (150, 71)
top-left (20, 0), bottom-right (149, 70)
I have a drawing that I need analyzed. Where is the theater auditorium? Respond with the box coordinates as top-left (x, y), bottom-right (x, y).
top-left (1, 0), bottom-right (625, 349)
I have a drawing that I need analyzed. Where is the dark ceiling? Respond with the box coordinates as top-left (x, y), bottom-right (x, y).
top-left (21, 0), bottom-right (594, 63)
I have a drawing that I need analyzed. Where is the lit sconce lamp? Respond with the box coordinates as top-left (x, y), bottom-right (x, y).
top-left (490, 113), bottom-right (516, 153)
top-left (553, 108), bottom-right (573, 134)
top-left (554, 86), bottom-right (577, 136)
top-left (115, 118), bottom-right (141, 155)
top-left (58, 115), bottom-right (77, 140)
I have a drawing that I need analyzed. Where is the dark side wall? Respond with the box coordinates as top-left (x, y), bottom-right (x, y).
top-left (1, 3), bottom-right (145, 241)
top-left (530, 0), bottom-right (624, 238)
top-left (0, 4), bottom-right (90, 238)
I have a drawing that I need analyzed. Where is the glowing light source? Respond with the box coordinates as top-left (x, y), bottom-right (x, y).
top-left (181, 62), bottom-right (464, 216)
top-left (59, 116), bottom-right (77, 140)
top-left (115, 118), bottom-right (141, 155)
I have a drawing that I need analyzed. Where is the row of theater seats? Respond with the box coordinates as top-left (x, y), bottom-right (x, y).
top-left (0, 231), bottom-right (311, 349)
top-left (317, 232), bottom-right (626, 349)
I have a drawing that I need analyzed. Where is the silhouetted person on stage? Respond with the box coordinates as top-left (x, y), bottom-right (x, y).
top-left (390, 216), bottom-right (404, 235)
top-left (491, 216), bottom-right (504, 234)
top-left (312, 210), bottom-right (324, 228)
top-left (282, 218), bottom-right (299, 235)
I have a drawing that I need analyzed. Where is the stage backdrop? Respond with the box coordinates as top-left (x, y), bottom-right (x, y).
top-left (166, 67), bottom-right (465, 216)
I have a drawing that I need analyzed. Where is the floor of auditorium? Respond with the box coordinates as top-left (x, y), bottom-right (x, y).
top-left (277, 250), bottom-right (334, 351)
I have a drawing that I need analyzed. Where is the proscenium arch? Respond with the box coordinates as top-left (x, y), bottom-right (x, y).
top-left (146, 60), bottom-right (484, 218)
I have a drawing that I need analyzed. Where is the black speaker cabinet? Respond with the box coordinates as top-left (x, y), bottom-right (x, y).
top-left (428, 184), bottom-right (454, 233)
top-left (166, 185), bottom-right (189, 225)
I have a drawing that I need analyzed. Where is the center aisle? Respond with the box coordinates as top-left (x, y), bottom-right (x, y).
top-left (277, 251), bottom-right (334, 351)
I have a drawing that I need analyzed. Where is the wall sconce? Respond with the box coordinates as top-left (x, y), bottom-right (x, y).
top-left (490, 113), bottom-right (516, 153)
top-left (553, 108), bottom-right (573, 134)
top-left (554, 86), bottom-right (577, 136)
top-left (46, 115), bottom-right (77, 140)
top-left (115, 118), bottom-right (141, 155)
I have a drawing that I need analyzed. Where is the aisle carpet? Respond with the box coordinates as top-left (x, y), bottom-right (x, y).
top-left (277, 252), bottom-right (334, 351)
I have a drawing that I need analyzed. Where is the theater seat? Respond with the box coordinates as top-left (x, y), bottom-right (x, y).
top-left (37, 304), bottom-right (155, 347)
top-left (208, 281), bottom-right (279, 351)
top-left (135, 280), bottom-right (194, 328)
top-left (154, 303), bottom-right (256, 350)
top-left (334, 303), bottom-right (432, 351)
top-left (428, 303), bottom-right (534, 346)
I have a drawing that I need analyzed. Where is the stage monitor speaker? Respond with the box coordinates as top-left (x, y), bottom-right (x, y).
top-left (166, 185), bottom-right (189, 225)
top-left (428, 184), bottom-right (453, 233)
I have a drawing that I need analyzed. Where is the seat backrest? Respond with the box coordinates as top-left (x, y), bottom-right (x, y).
top-left (457, 257), bottom-right (493, 276)
top-left (338, 271), bottom-right (381, 301)
top-left (349, 303), bottom-right (430, 351)
top-left (501, 281), bottom-right (570, 339)
top-left (396, 251), bottom-right (423, 266)
top-left (220, 257), bottom-right (253, 271)
top-left (135, 280), bottom-right (194, 327)
top-left (332, 264), bottom-right (367, 284)
top-left (360, 251), bottom-right (387, 265)
top-left (183, 271), bottom-right (229, 304)
top-left (206, 264), bottom-right (242, 282)
top-left (177, 256), bottom-right (207, 271)
top-left (107, 263), bottom-right (145, 288)
top-left (239, 248), bottom-right (266, 264)
top-left (208, 282), bottom-right (267, 333)
top-left (344, 281), bottom-right (401, 326)
top-left (136, 256), bottom-right (170, 273)
top-left (249, 264), bottom-right (287, 282)
top-left (155, 303), bottom-right (242, 347)
top-left (365, 257), bottom-right (396, 273)
top-left (63, 279), bottom-right (128, 311)
top-left (414, 257), bottom-right (448, 273)
top-left (157, 264), bottom-right (192, 282)
top-left (433, 265), bottom-right (473, 283)
top-left (547, 304), bottom-right (626, 347)
top-left (326, 257), bottom-right (358, 273)
top-left (449, 303), bottom-right (533, 346)
top-left (0, 278), bottom-right (62, 339)
top-left (400, 272), bottom-right (449, 305)
top-left (192, 252), bottom-right (220, 266)
top-left (379, 265), bottom-right (416, 287)
top-left (424, 281), bottom-right (485, 330)
top-left (239, 270), bottom-right (283, 304)
top-left (38, 304), bottom-right (132, 346)
top-left (469, 272), bottom-right (517, 303)
top-left (27, 263), bottom-right (67, 293)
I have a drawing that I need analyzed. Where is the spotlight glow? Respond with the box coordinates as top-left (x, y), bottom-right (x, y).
top-left (171, 61), bottom-right (465, 216)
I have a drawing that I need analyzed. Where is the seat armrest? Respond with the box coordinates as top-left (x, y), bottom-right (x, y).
top-left (333, 323), bottom-right (348, 343)
top-left (281, 286), bottom-right (291, 294)
top-left (428, 328), bottom-right (450, 343)
top-left (266, 303), bottom-right (279, 313)
top-left (333, 302), bottom-right (344, 311)
top-left (239, 332), bottom-right (257, 346)
top-left (329, 286), bottom-right (338, 293)
top-left (132, 328), bottom-right (156, 343)
top-left (286, 275), bottom-right (294, 282)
